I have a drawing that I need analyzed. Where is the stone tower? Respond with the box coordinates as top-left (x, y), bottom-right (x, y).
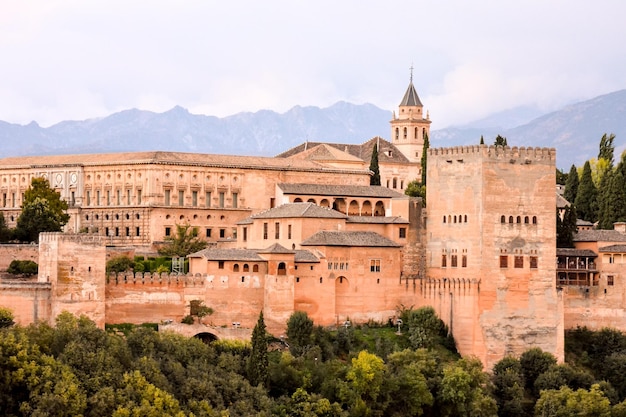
top-left (390, 72), bottom-right (431, 164)
top-left (425, 145), bottom-right (564, 369)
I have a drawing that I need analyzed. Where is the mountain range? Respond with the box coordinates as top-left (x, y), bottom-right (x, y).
top-left (1, 90), bottom-right (625, 170)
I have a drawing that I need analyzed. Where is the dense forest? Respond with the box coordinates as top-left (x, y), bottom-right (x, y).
top-left (1, 306), bottom-right (626, 417)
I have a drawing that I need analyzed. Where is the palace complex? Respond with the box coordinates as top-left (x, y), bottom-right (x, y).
top-left (0, 79), bottom-right (624, 370)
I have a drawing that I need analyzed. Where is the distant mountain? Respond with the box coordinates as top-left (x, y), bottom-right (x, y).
top-left (431, 90), bottom-right (626, 169)
top-left (0, 90), bottom-right (625, 169)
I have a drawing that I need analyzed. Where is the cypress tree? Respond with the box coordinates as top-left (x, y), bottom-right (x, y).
top-left (598, 168), bottom-right (626, 229)
top-left (598, 133), bottom-right (616, 167)
top-left (557, 205), bottom-right (577, 248)
top-left (574, 161), bottom-right (598, 223)
top-left (247, 311), bottom-right (268, 387)
top-left (563, 164), bottom-right (579, 205)
top-left (369, 143), bottom-right (381, 186)
top-left (480, 135), bottom-right (485, 145)
top-left (421, 132), bottom-right (429, 185)
top-left (494, 135), bottom-right (508, 147)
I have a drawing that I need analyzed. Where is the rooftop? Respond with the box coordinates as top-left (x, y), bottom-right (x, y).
top-left (301, 231), bottom-right (401, 247)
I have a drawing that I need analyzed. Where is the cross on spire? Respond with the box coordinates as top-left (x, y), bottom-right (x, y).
top-left (409, 63), bottom-right (414, 83)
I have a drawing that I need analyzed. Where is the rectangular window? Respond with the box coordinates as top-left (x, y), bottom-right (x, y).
top-left (608, 275), bottom-right (615, 286)
top-left (263, 222), bottom-right (268, 240)
top-left (243, 227), bottom-right (247, 242)
top-left (71, 191), bottom-right (75, 206)
top-left (192, 191), bottom-right (198, 206)
top-left (116, 189), bottom-right (121, 205)
top-left (136, 227), bottom-right (140, 237)
top-left (96, 190), bottom-right (101, 206)
top-left (219, 229), bottom-right (225, 238)
top-left (165, 227), bottom-right (171, 237)
top-left (462, 255), bottom-right (467, 268)
top-left (105, 227), bottom-right (109, 236)
top-left (205, 192), bottom-right (211, 207)
top-left (232, 192), bottom-right (238, 208)
top-left (178, 190), bottom-right (184, 206)
top-left (451, 255), bottom-right (458, 267)
top-left (218, 261), bottom-right (224, 269)
top-left (12, 192), bottom-right (15, 207)
top-left (2, 193), bottom-right (6, 207)
top-left (500, 255), bottom-right (508, 268)
top-left (137, 189), bottom-right (142, 204)
top-left (106, 190), bottom-right (111, 206)
top-left (127, 189), bottom-right (131, 204)
top-left (442, 254), bottom-right (447, 268)
top-left (275, 222), bottom-right (280, 239)
top-left (219, 192), bottom-right (225, 208)
top-left (125, 227), bottom-right (130, 236)
top-left (288, 224), bottom-right (292, 239)
top-left (232, 228), bottom-right (237, 239)
top-left (514, 256), bottom-right (524, 268)
top-left (164, 189), bottom-right (170, 206)
top-left (530, 256), bottom-right (538, 269)
top-left (86, 190), bottom-right (90, 206)
top-left (206, 228), bottom-right (211, 238)
top-left (399, 227), bottom-right (407, 238)
top-left (370, 259), bottom-right (381, 273)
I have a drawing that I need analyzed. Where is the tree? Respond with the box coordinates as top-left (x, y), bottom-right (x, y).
top-left (247, 311), bottom-right (269, 387)
top-left (494, 135), bottom-right (508, 147)
top-left (15, 177), bottom-right (70, 243)
top-left (556, 168), bottom-right (568, 185)
top-left (405, 179), bottom-right (426, 205)
top-left (557, 205), bottom-right (577, 248)
top-left (0, 307), bottom-right (15, 328)
top-left (491, 356), bottom-right (525, 417)
top-left (421, 132), bottom-right (429, 185)
top-left (534, 384), bottom-right (611, 417)
top-left (344, 350), bottom-right (385, 413)
top-left (7, 259), bottom-right (38, 275)
top-left (286, 311), bottom-right (314, 356)
top-left (480, 135), bottom-right (485, 145)
top-left (574, 161), bottom-right (598, 222)
top-left (519, 347), bottom-right (557, 396)
top-left (369, 143), bottom-right (381, 186)
top-left (563, 164), bottom-right (579, 205)
top-left (106, 256), bottom-right (134, 274)
top-left (0, 213), bottom-right (11, 242)
top-left (189, 300), bottom-right (214, 323)
top-left (407, 306), bottom-right (449, 350)
top-left (158, 223), bottom-right (208, 257)
top-left (438, 357), bottom-right (498, 417)
top-left (598, 133), bottom-right (616, 167)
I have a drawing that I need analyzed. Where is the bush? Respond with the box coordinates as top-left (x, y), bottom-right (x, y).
top-left (106, 256), bottom-right (134, 274)
top-left (7, 260), bottom-right (38, 276)
top-left (181, 315), bottom-right (195, 324)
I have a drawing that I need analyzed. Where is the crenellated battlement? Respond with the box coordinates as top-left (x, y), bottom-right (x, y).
top-left (107, 272), bottom-right (206, 286)
top-left (429, 145), bottom-right (556, 163)
top-left (39, 232), bottom-right (104, 246)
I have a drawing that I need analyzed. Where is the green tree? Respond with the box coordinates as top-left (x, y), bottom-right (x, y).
top-left (385, 349), bottom-right (436, 416)
top-left (343, 350), bottom-right (385, 414)
top-left (598, 133), bottom-right (616, 167)
top-left (0, 213), bottom-right (11, 242)
top-left (492, 356), bottom-right (526, 417)
top-left (494, 135), bottom-right (508, 147)
top-left (15, 177), bottom-right (70, 243)
top-left (563, 164), bottom-right (579, 205)
top-left (369, 143), bottom-right (381, 186)
top-left (405, 179), bottom-right (426, 204)
top-left (574, 161), bottom-right (598, 222)
top-left (519, 347), bottom-right (557, 396)
top-left (407, 306), bottom-right (449, 350)
top-left (421, 132), bottom-right (429, 185)
top-left (113, 370), bottom-right (186, 417)
top-left (480, 135), bottom-right (485, 145)
top-left (438, 357), bottom-right (498, 417)
top-left (7, 259), bottom-right (38, 275)
top-left (189, 300), bottom-right (214, 324)
top-left (534, 384), bottom-right (611, 417)
top-left (158, 223), bottom-right (208, 257)
top-left (0, 307), bottom-right (15, 328)
top-left (106, 256), bottom-right (134, 274)
top-left (287, 311), bottom-right (314, 356)
top-left (247, 311), bottom-right (269, 387)
top-left (557, 205), bottom-right (577, 248)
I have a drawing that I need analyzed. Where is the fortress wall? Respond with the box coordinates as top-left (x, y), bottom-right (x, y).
top-left (0, 282), bottom-right (51, 325)
top-left (563, 279), bottom-right (626, 330)
top-left (0, 245), bottom-right (39, 271)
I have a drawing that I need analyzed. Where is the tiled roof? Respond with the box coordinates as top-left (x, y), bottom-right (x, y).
top-left (573, 230), bottom-right (626, 243)
top-left (557, 248), bottom-right (597, 257)
top-left (278, 183), bottom-right (406, 198)
top-left (0, 151), bottom-right (368, 174)
top-left (294, 250), bottom-right (320, 263)
top-left (300, 231), bottom-right (401, 247)
top-left (249, 202), bottom-right (347, 219)
top-left (599, 245), bottom-right (626, 253)
top-left (399, 82), bottom-right (423, 107)
top-left (576, 219), bottom-right (594, 226)
top-left (258, 243), bottom-right (293, 254)
top-left (188, 248), bottom-right (264, 261)
top-left (347, 215), bottom-right (409, 224)
top-left (276, 137), bottom-right (411, 164)
top-left (289, 144), bottom-right (364, 163)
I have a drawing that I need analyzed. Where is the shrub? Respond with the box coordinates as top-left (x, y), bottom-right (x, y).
top-left (181, 315), bottom-right (195, 324)
top-left (7, 259), bottom-right (38, 276)
top-left (106, 256), bottom-right (134, 274)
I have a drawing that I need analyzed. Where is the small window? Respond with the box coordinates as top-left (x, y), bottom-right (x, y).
top-left (509, 216), bottom-right (514, 224)
top-left (219, 229), bottom-right (225, 238)
top-left (444, 216), bottom-right (447, 224)
top-left (516, 216), bottom-right (521, 224)
top-left (524, 216), bottom-right (529, 224)
top-left (136, 227), bottom-right (140, 237)
top-left (514, 256), bottom-right (523, 268)
top-left (464, 215), bottom-right (468, 223)
top-left (532, 216), bottom-right (537, 224)
top-left (608, 275), bottom-right (615, 286)
top-left (253, 264), bottom-right (259, 272)
top-left (243, 227), bottom-right (247, 242)
top-left (263, 223), bottom-right (268, 240)
top-left (442, 254), bottom-right (447, 268)
top-left (165, 227), bottom-right (171, 237)
top-left (530, 256), bottom-right (538, 269)
top-left (501, 215), bottom-right (506, 223)
top-left (233, 264), bottom-right (240, 272)
top-left (451, 255), bottom-right (458, 268)
top-left (399, 228), bottom-right (407, 238)
top-left (243, 264), bottom-right (249, 272)
top-left (275, 222), bottom-right (280, 239)
top-left (370, 259), bottom-right (381, 273)
top-left (500, 255), bottom-right (508, 268)
top-left (288, 224), bottom-right (292, 239)
top-left (218, 261), bottom-right (224, 269)
top-left (462, 255), bottom-right (467, 268)
top-left (206, 228), bottom-right (212, 238)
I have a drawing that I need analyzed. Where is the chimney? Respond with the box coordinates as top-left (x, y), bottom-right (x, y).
top-left (614, 222), bottom-right (626, 233)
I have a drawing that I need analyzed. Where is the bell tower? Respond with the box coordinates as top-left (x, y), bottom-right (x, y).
top-left (390, 67), bottom-right (431, 164)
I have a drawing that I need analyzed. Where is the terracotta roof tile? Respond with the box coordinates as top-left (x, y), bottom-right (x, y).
top-left (573, 230), bottom-right (626, 242)
top-left (557, 248), bottom-right (597, 257)
top-left (599, 245), bottom-right (626, 253)
top-left (347, 216), bottom-right (409, 224)
top-left (249, 202), bottom-right (347, 220)
top-left (278, 183), bottom-right (405, 198)
top-left (300, 231), bottom-right (401, 247)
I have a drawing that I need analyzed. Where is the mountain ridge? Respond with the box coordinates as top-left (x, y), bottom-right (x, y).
top-left (1, 90), bottom-right (625, 169)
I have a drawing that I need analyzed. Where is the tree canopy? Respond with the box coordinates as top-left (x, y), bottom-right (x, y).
top-left (369, 143), bottom-right (381, 186)
top-left (157, 224), bottom-right (208, 257)
top-left (15, 177), bottom-right (70, 242)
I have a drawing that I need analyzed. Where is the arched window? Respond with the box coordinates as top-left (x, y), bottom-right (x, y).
top-left (508, 216), bottom-right (513, 223)
top-left (516, 216), bottom-right (521, 223)
top-left (454, 215), bottom-right (457, 223)
top-left (253, 264), bottom-right (259, 272)
top-left (414, 127), bottom-right (418, 138)
top-left (277, 262), bottom-right (287, 275)
top-left (233, 264), bottom-right (239, 272)
top-left (532, 216), bottom-right (537, 224)
top-left (395, 128), bottom-right (399, 140)
top-left (293, 197), bottom-right (303, 202)
top-left (392, 178), bottom-right (397, 189)
top-left (243, 264), bottom-right (249, 272)
top-left (524, 216), bottom-right (529, 224)
top-left (403, 127), bottom-right (407, 139)
top-left (422, 128), bottom-right (426, 139)
top-left (464, 215), bottom-right (468, 223)
top-left (501, 215), bottom-right (506, 223)
top-left (443, 216), bottom-right (447, 223)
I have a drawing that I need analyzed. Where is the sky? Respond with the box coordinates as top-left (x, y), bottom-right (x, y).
top-left (1, 1), bottom-right (625, 130)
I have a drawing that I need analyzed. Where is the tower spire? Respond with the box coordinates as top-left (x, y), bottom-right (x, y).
top-left (410, 63), bottom-right (414, 83)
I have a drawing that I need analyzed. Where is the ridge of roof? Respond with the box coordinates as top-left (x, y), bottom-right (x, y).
top-left (300, 230), bottom-right (401, 247)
